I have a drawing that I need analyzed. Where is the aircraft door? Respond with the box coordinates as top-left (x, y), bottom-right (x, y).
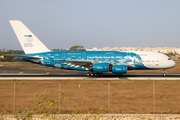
top-left (51, 58), bottom-right (54, 65)
top-left (62, 53), bottom-right (66, 58)
top-left (82, 53), bottom-right (86, 59)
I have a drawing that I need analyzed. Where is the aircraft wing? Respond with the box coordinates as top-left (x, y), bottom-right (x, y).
top-left (55, 59), bottom-right (135, 70)
top-left (55, 59), bottom-right (94, 68)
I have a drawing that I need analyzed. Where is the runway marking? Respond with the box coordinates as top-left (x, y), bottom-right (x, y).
top-left (18, 72), bottom-right (23, 74)
top-left (46, 72), bottom-right (50, 75)
top-left (21, 68), bottom-right (52, 70)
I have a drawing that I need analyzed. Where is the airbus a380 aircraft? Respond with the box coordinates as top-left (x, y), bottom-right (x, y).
top-left (8, 20), bottom-right (176, 76)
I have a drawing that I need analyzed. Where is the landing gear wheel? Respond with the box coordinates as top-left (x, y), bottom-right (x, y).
top-left (94, 73), bottom-right (99, 77)
top-left (87, 72), bottom-right (104, 77)
top-left (100, 73), bottom-right (103, 76)
top-left (87, 72), bottom-right (92, 76)
top-left (162, 69), bottom-right (167, 77)
top-left (163, 73), bottom-right (166, 76)
top-left (94, 73), bottom-right (96, 76)
top-left (95, 73), bottom-right (103, 77)
top-left (87, 73), bottom-right (90, 76)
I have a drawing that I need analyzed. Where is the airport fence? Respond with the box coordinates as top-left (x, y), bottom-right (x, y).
top-left (0, 80), bottom-right (180, 114)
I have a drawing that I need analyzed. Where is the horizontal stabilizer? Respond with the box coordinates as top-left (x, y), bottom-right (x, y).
top-left (5, 54), bottom-right (42, 60)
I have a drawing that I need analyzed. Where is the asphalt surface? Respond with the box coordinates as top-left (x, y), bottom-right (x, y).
top-left (0, 65), bottom-right (180, 80)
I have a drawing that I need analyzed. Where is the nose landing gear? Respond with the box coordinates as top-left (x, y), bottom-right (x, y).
top-left (162, 69), bottom-right (167, 76)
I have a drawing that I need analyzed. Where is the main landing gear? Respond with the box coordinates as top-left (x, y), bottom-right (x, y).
top-left (162, 69), bottom-right (167, 76)
top-left (87, 72), bottom-right (103, 77)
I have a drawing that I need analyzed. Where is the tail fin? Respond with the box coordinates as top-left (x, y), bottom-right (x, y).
top-left (9, 20), bottom-right (51, 54)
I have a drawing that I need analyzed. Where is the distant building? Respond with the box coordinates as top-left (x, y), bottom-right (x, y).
top-left (92, 47), bottom-right (98, 51)
top-left (86, 47), bottom-right (177, 54)
top-left (175, 48), bottom-right (180, 54)
top-left (0, 55), bottom-right (4, 59)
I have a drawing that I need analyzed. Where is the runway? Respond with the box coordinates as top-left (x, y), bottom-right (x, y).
top-left (0, 65), bottom-right (180, 80)
top-left (1, 72), bottom-right (180, 80)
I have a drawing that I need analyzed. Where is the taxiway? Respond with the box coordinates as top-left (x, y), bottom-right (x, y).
top-left (0, 65), bottom-right (180, 80)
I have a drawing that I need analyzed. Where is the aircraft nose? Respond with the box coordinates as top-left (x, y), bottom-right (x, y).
top-left (170, 60), bottom-right (176, 68)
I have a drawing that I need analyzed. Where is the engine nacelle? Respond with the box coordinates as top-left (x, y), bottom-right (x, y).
top-left (93, 63), bottom-right (109, 72)
top-left (112, 65), bottom-right (127, 74)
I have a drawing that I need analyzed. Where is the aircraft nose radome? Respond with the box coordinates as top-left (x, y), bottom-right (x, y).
top-left (169, 60), bottom-right (176, 68)
top-left (172, 60), bottom-right (176, 67)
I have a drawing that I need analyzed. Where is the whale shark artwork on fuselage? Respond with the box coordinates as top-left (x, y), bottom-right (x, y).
top-left (7, 20), bottom-right (176, 76)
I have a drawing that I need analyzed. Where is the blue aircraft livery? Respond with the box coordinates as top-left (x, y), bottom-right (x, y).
top-left (8, 20), bottom-right (176, 76)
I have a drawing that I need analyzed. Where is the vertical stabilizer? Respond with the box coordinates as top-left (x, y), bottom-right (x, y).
top-left (9, 20), bottom-right (51, 54)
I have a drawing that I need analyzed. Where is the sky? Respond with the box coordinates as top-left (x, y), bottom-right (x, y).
top-left (1, 0), bottom-right (180, 50)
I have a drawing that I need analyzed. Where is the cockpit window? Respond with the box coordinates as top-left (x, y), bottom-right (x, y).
top-left (168, 58), bottom-right (171, 60)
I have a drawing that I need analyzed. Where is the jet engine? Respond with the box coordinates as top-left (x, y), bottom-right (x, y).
top-left (93, 63), bottom-right (109, 72)
top-left (112, 65), bottom-right (127, 74)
